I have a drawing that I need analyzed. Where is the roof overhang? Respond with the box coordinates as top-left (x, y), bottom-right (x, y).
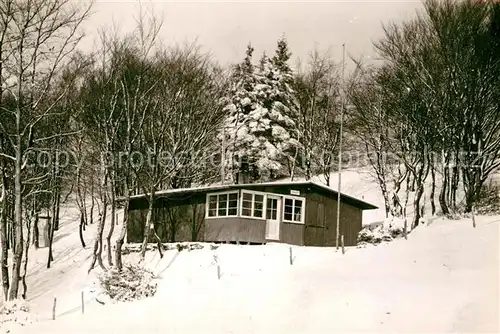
top-left (124, 181), bottom-right (378, 211)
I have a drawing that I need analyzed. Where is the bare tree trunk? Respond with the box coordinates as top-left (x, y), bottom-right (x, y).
top-left (90, 178), bottom-right (95, 224)
top-left (464, 177), bottom-right (484, 214)
top-left (451, 165), bottom-right (459, 209)
top-left (429, 155), bottom-right (436, 215)
top-left (153, 224), bottom-right (164, 258)
top-left (88, 171), bottom-right (108, 274)
top-left (412, 184), bottom-right (425, 229)
top-left (0, 167), bottom-right (9, 300)
top-left (54, 193), bottom-right (61, 231)
top-left (369, 148), bottom-right (391, 218)
top-left (21, 213), bottom-right (32, 299)
top-left (376, 168), bottom-right (390, 218)
top-left (115, 195), bottom-right (128, 271)
top-left (88, 207), bottom-right (107, 273)
top-left (439, 151), bottom-right (450, 215)
top-left (106, 169), bottom-right (116, 266)
top-left (75, 160), bottom-right (88, 231)
top-left (289, 146), bottom-right (299, 181)
top-left (140, 190), bottom-right (156, 259)
top-left (79, 213), bottom-right (86, 248)
top-left (324, 171), bottom-right (331, 187)
top-left (82, 193), bottom-right (88, 227)
top-left (322, 150), bottom-right (332, 187)
top-left (9, 132), bottom-right (24, 300)
top-left (47, 188), bottom-right (58, 268)
top-left (33, 212), bottom-right (39, 248)
top-left (411, 153), bottom-right (429, 230)
top-left (403, 176), bottom-right (411, 239)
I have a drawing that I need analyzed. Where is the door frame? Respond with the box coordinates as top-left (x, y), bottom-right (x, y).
top-left (265, 195), bottom-right (281, 240)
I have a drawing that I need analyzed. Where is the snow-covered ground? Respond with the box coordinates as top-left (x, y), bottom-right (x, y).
top-left (1, 169), bottom-right (499, 333)
top-left (0, 202), bottom-right (124, 332)
top-left (9, 215), bottom-right (500, 333)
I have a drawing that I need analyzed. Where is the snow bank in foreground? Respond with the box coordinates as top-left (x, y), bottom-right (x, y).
top-left (12, 215), bottom-right (499, 334)
top-left (0, 301), bottom-right (37, 334)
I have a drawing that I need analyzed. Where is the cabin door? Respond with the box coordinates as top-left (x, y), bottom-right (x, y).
top-left (265, 195), bottom-right (281, 240)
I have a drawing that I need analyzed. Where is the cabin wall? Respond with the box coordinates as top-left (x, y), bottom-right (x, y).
top-left (280, 222), bottom-right (304, 245)
top-left (321, 196), bottom-right (362, 247)
top-left (204, 217), bottom-right (266, 243)
top-left (339, 201), bottom-right (363, 246)
top-left (304, 193), bottom-right (326, 246)
top-left (127, 209), bottom-right (147, 243)
top-left (127, 194), bottom-right (205, 243)
top-left (127, 184), bottom-right (365, 247)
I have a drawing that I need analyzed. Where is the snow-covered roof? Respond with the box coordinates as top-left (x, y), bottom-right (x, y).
top-left (128, 180), bottom-right (378, 210)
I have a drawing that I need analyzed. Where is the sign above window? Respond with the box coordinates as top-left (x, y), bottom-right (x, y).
top-left (290, 190), bottom-right (300, 196)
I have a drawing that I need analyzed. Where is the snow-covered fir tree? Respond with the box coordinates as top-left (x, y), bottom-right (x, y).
top-left (253, 37), bottom-right (299, 177)
top-left (223, 38), bottom-right (299, 183)
top-left (223, 44), bottom-right (261, 183)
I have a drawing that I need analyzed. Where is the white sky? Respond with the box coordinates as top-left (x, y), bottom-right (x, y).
top-left (81, 0), bottom-right (424, 67)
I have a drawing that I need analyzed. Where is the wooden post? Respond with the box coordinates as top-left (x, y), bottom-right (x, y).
top-left (213, 254), bottom-right (220, 279)
top-left (341, 235), bottom-right (345, 255)
top-left (403, 216), bottom-right (408, 240)
top-left (52, 297), bottom-right (57, 320)
top-left (472, 208), bottom-right (476, 228)
top-left (289, 246), bottom-right (293, 265)
top-left (336, 43), bottom-right (346, 250)
top-left (81, 290), bottom-right (85, 314)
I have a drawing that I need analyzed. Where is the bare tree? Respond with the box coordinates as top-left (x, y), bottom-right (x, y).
top-left (0, 0), bottom-right (91, 300)
top-left (114, 12), bottom-right (163, 270)
top-left (293, 49), bottom-right (341, 184)
top-left (135, 45), bottom-right (226, 258)
top-left (376, 0), bottom-right (500, 217)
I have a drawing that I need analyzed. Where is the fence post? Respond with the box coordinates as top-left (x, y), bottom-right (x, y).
top-left (341, 235), bottom-right (345, 255)
top-left (472, 204), bottom-right (476, 228)
top-left (213, 254), bottom-right (220, 279)
top-left (81, 290), bottom-right (85, 314)
top-left (52, 297), bottom-right (57, 320)
top-left (289, 246), bottom-right (293, 265)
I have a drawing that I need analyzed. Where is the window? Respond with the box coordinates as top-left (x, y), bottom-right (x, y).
top-left (207, 192), bottom-right (238, 218)
top-left (240, 191), bottom-right (265, 219)
top-left (266, 197), bottom-right (278, 220)
top-left (283, 197), bottom-right (304, 224)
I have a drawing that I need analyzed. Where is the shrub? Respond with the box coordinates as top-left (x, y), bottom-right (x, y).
top-left (98, 264), bottom-right (158, 302)
top-left (357, 218), bottom-right (406, 246)
top-left (475, 181), bottom-right (500, 215)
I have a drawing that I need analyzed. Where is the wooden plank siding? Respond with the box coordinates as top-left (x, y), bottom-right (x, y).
top-left (304, 192), bottom-right (326, 246)
top-left (126, 182), bottom-right (368, 246)
top-left (204, 217), bottom-right (267, 243)
top-left (280, 223), bottom-right (304, 245)
top-left (126, 194), bottom-right (206, 243)
top-left (320, 195), bottom-right (362, 247)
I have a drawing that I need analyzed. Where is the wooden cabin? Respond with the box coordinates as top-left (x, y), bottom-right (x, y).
top-left (126, 181), bottom-right (378, 247)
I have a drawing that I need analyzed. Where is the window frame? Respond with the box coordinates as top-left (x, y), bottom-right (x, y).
top-left (265, 195), bottom-right (281, 221)
top-left (205, 190), bottom-right (240, 219)
top-left (282, 195), bottom-right (306, 224)
top-left (240, 190), bottom-right (268, 220)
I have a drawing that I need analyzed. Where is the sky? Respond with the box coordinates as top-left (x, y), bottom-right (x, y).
top-left (81, 0), bottom-right (424, 68)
